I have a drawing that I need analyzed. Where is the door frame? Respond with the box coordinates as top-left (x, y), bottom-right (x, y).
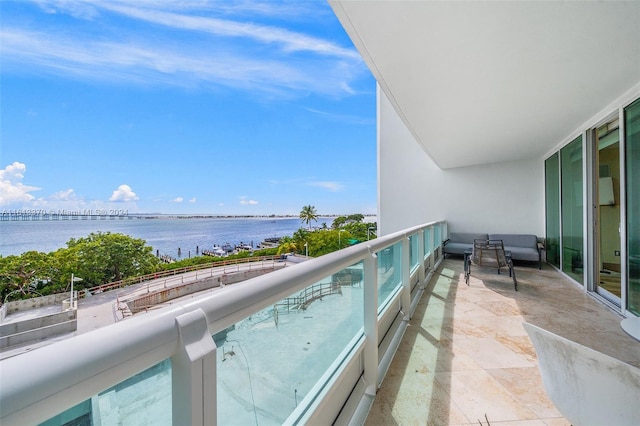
top-left (587, 111), bottom-right (625, 309)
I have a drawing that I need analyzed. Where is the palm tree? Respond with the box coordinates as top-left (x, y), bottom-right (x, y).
top-left (299, 205), bottom-right (318, 230)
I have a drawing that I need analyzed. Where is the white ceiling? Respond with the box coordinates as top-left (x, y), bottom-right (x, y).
top-left (330, 1), bottom-right (640, 169)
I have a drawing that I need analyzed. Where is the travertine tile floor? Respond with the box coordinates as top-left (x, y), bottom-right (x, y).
top-left (366, 258), bottom-right (639, 425)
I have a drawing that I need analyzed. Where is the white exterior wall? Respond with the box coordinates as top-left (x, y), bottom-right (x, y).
top-left (378, 85), bottom-right (544, 236)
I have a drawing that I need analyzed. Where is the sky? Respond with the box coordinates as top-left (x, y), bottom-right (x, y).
top-left (0, 0), bottom-right (376, 216)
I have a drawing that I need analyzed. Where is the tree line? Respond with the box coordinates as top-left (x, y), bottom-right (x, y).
top-left (0, 232), bottom-right (162, 302)
top-left (285, 207), bottom-right (377, 257)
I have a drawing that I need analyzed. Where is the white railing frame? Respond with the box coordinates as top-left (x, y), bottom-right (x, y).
top-left (0, 220), bottom-right (446, 425)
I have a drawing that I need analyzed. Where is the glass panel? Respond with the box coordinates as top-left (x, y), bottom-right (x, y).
top-left (595, 119), bottom-right (621, 302)
top-left (545, 153), bottom-right (561, 267)
top-left (433, 224), bottom-right (441, 262)
top-left (40, 400), bottom-right (93, 426)
top-left (409, 234), bottom-right (419, 272)
top-left (625, 98), bottom-right (640, 315)
top-left (424, 227), bottom-right (432, 258)
top-left (561, 136), bottom-right (584, 283)
top-left (377, 242), bottom-right (402, 308)
top-left (434, 224), bottom-right (441, 248)
top-left (41, 359), bottom-right (172, 426)
top-left (217, 263), bottom-right (364, 424)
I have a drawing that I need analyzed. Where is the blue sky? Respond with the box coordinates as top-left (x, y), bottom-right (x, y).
top-left (0, 0), bottom-right (376, 216)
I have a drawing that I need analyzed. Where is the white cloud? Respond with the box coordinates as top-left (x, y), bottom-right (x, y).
top-left (109, 184), bottom-right (139, 202)
top-left (189, 197), bottom-right (196, 203)
top-left (304, 108), bottom-right (374, 125)
top-left (49, 188), bottom-right (78, 201)
top-left (0, 162), bottom-right (41, 205)
top-left (1, 2), bottom-right (367, 98)
top-left (309, 181), bottom-right (344, 192)
top-left (35, 0), bottom-right (100, 19)
top-left (239, 196), bottom-right (258, 205)
top-left (29, 1), bottom-right (355, 59)
top-left (171, 197), bottom-right (184, 203)
top-left (99, 3), bottom-right (360, 60)
top-left (268, 177), bottom-right (346, 192)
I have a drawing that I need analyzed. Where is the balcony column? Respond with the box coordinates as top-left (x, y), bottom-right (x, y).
top-left (172, 309), bottom-right (217, 426)
top-left (363, 250), bottom-right (378, 393)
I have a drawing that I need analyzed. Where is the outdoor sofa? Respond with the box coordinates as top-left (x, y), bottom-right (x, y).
top-left (443, 232), bottom-right (544, 269)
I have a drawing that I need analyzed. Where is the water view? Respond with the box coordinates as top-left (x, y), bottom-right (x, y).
top-left (0, 216), bottom-right (339, 258)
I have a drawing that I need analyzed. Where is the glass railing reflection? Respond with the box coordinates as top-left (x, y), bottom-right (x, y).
top-left (377, 242), bottom-right (402, 308)
top-left (42, 359), bottom-right (172, 426)
top-left (217, 263), bottom-right (364, 424)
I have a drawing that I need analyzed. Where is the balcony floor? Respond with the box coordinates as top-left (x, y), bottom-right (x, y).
top-left (366, 258), bottom-right (639, 425)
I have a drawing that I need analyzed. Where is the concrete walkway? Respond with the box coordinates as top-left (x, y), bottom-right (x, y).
top-left (365, 258), bottom-right (639, 425)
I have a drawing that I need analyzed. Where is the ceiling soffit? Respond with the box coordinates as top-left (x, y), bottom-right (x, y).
top-left (330, 1), bottom-right (640, 169)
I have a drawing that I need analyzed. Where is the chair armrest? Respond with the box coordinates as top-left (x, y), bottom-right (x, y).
top-left (443, 238), bottom-right (450, 246)
top-left (537, 242), bottom-right (545, 251)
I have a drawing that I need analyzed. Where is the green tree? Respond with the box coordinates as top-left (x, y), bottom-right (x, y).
top-left (331, 216), bottom-right (347, 229)
top-left (0, 251), bottom-right (54, 302)
top-left (343, 221), bottom-right (377, 242)
top-left (65, 232), bottom-right (160, 286)
top-left (292, 228), bottom-right (309, 242)
top-left (347, 213), bottom-right (364, 223)
top-left (277, 237), bottom-right (298, 255)
top-left (275, 216), bottom-right (376, 258)
top-left (299, 205), bottom-right (318, 230)
top-left (331, 214), bottom-right (364, 230)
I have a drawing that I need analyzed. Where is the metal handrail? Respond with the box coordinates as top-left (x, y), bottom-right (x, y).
top-left (0, 220), bottom-right (445, 425)
top-left (83, 255), bottom-right (281, 296)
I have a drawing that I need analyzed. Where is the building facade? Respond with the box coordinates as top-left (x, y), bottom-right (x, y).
top-left (331, 0), bottom-right (640, 318)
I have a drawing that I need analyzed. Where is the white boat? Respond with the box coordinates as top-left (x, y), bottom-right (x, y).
top-left (210, 246), bottom-right (226, 257)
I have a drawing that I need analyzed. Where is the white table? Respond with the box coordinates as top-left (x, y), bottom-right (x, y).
top-left (620, 317), bottom-right (640, 342)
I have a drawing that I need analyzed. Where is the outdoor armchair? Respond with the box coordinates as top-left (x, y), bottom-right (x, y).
top-left (465, 239), bottom-right (517, 290)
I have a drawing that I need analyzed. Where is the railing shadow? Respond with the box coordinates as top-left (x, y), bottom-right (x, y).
top-left (364, 263), bottom-right (460, 425)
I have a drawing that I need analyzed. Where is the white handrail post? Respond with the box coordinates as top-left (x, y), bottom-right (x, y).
top-left (172, 309), bottom-right (217, 426)
top-left (417, 230), bottom-right (426, 289)
top-left (363, 249), bottom-right (378, 394)
top-left (438, 221), bottom-right (447, 261)
top-left (401, 236), bottom-right (411, 320)
top-left (428, 225), bottom-right (435, 275)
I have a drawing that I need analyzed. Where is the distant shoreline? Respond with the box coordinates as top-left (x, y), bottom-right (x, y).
top-left (138, 214), bottom-right (377, 219)
top-left (1, 212), bottom-right (377, 222)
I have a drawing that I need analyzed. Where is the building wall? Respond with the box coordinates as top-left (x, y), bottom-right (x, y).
top-left (378, 86), bottom-right (544, 237)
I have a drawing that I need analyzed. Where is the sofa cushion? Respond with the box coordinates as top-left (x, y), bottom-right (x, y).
top-left (489, 234), bottom-right (537, 249)
top-left (443, 242), bottom-right (473, 255)
top-left (489, 234), bottom-right (539, 262)
top-left (449, 233), bottom-right (488, 244)
top-left (444, 233), bottom-right (488, 256)
top-left (504, 246), bottom-right (540, 262)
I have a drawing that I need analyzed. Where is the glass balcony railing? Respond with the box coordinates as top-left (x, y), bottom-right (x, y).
top-left (0, 221), bottom-right (446, 426)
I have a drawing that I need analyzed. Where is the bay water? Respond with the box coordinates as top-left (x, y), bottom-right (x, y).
top-left (0, 216), bottom-right (337, 258)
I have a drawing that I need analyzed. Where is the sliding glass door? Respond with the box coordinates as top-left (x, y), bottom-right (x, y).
top-left (545, 153), bottom-right (560, 268)
top-left (544, 97), bottom-right (640, 316)
top-left (593, 119), bottom-right (621, 304)
top-left (561, 136), bottom-right (584, 284)
top-left (625, 98), bottom-right (640, 315)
